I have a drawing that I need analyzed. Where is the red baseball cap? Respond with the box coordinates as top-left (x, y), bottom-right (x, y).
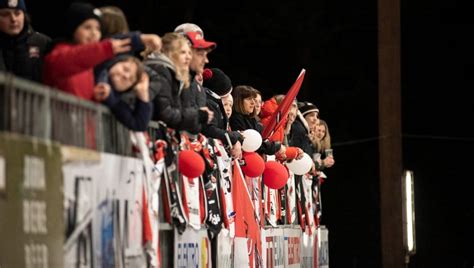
top-left (185, 31), bottom-right (217, 50)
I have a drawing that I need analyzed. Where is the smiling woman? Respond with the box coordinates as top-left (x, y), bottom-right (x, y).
top-left (94, 54), bottom-right (152, 131)
top-left (108, 56), bottom-right (142, 92)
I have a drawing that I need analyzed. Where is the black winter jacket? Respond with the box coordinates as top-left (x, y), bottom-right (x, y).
top-left (201, 89), bottom-right (243, 145)
top-left (0, 23), bottom-right (51, 83)
top-left (288, 114), bottom-right (315, 156)
top-left (144, 53), bottom-right (206, 134)
top-left (229, 112), bottom-right (281, 155)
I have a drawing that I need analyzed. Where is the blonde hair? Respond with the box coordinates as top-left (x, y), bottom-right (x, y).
top-left (312, 119), bottom-right (331, 153)
top-left (162, 32), bottom-right (191, 88)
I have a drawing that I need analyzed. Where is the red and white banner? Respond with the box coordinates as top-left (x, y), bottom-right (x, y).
top-left (262, 228), bottom-right (285, 268)
top-left (214, 141), bottom-right (235, 236)
top-left (286, 171), bottom-right (297, 224)
top-left (262, 227), bottom-right (304, 268)
top-left (284, 228), bottom-right (302, 268)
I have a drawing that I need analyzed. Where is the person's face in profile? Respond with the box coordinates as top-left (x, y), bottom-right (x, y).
top-left (305, 111), bottom-right (319, 129)
top-left (254, 94), bottom-right (262, 115)
top-left (222, 94), bottom-right (233, 118)
top-left (190, 48), bottom-right (210, 75)
top-left (243, 96), bottom-right (255, 115)
top-left (74, 18), bottom-right (101, 44)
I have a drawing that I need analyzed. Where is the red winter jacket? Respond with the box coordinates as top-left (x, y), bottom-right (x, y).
top-left (43, 40), bottom-right (114, 100)
top-left (260, 97), bottom-right (287, 143)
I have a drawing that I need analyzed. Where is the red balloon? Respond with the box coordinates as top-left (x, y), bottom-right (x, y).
top-left (179, 150), bottom-right (205, 178)
top-left (263, 161), bottom-right (289, 189)
top-left (240, 152), bottom-right (265, 177)
top-left (285, 147), bottom-right (299, 160)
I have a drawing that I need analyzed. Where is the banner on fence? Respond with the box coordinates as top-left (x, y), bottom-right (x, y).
top-left (301, 229), bottom-right (316, 268)
top-left (284, 228), bottom-right (302, 267)
top-left (0, 133), bottom-right (63, 268)
top-left (62, 147), bottom-right (148, 267)
top-left (216, 229), bottom-right (233, 267)
top-left (261, 226), bottom-right (303, 268)
top-left (174, 227), bottom-right (211, 268)
top-left (318, 226), bottom-right (329, 268)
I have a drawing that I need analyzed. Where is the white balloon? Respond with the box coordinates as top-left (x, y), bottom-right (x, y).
top-left (241, 129), bottom-right (262, 152)
top-left (286, 153), bottom-right (312, 175)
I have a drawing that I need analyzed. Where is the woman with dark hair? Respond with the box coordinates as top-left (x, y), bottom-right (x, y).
top-left (229, 85), bottom-right (283, 155)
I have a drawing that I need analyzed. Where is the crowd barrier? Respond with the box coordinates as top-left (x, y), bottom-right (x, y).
top-left (1, 71), bottom-right (132, 155)
top-left (0, 72), bottom-right (329, 267)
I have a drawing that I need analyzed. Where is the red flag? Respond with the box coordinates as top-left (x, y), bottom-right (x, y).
top-left (142, 186), bottom-right (153, 244)
top-left (232, 160), bottom-right (262, 264)
top-left (262, 69), bottom-right (306, 139)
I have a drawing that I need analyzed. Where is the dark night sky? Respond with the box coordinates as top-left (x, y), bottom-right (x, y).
top-left (26, 0), bottom-right (474, 267)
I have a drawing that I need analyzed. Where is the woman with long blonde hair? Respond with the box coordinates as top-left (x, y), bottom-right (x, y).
top-left (144, 32), bottom-right (209, 134)
top-left (312, 119), bottom-right (331, 154)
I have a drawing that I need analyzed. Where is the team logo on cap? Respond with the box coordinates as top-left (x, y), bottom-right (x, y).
top-left (93, 8), bottom-right (102, 17)
top-left (8, 0), bottom-right (18, 8)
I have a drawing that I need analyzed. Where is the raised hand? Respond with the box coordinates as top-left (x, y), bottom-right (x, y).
top-left (93, 82), bottom-right (111, 101)
top-left (111, 38), bottom-right (132, 54)
top-left (140, 34), bottom-right (162, 52)
top-left (134, 72), bottom-right (150, 102)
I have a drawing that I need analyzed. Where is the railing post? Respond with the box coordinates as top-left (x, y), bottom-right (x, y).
top-left (43, 88), bottom-right (51, 140)
top-left (96, 107), bottom-right (104, 152)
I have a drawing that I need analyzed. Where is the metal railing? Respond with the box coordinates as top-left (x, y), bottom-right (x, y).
top-left (1, 71), bottom-right (133, 155)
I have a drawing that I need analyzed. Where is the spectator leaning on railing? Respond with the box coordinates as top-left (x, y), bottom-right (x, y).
top-left (0, 0), bottom-right (51, 83)
top-left (42, 2), bottom-right (132, 100)
top-left (143, 32), bottom-right (206, 136)
top-left (202, 67), bottom-right (243, 159)
top-left (174, 23), bottom-right (215, 133)
top-left (289, 102), bottom-right (318, 156)
top-left (229, 85), bottom-right (285, 156)
top-left (93, 55), bottom-right (152, 131)
top-left (42, 1), bottom-right (161, 101)
top-left (312, 119), bottom-right (335, 170)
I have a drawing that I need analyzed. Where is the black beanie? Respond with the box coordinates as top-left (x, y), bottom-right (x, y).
top-left (299, 101), bottom-right (319, 117)
top-left (202, 68), bottom-right (232, 97)
top-left (63, 2), bottom-right (102, 39)
top-left (0, 0), bottom-right (26, 12)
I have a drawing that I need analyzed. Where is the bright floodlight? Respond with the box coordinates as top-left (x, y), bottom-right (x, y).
top-left (403, 170), bottom-right (416, 255)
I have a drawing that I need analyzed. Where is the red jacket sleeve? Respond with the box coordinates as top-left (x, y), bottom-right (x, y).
top-left (44, 40), bottom-right (114, 77)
